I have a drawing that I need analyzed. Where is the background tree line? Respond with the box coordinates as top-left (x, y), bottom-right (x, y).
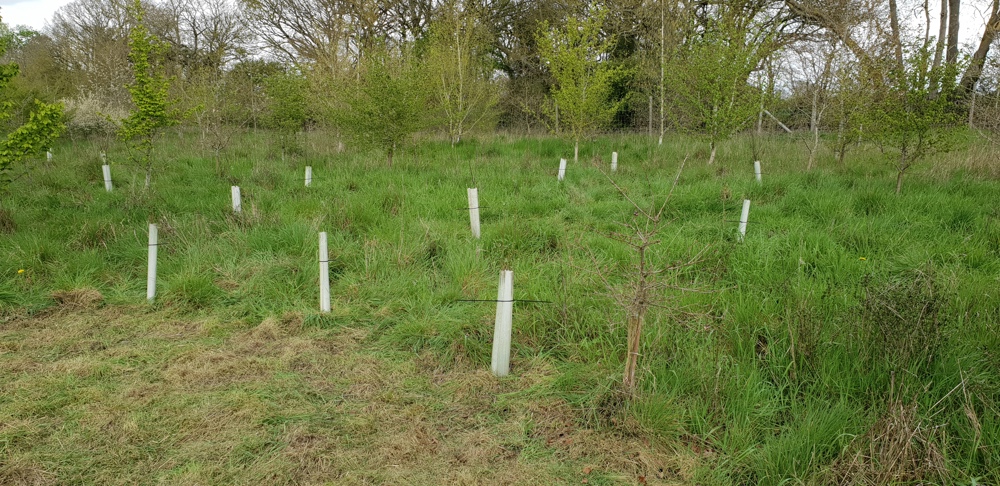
top-left (1, 0), bottom-right (999, 165)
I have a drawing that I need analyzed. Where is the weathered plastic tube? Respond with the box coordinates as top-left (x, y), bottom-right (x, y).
top-left (102, 165), bottom-right (113, 192)
top-left (492, 270), bottom-right (514, 377)
top-left (468, 188), bottom-right (481, 239)
top-left (738, 199), bottom-right (751, 241)
top-left (558, 158), bottom-right (567, 181)
top-left (147, 224), bottom-right (158, 302)
top-left (319, 232), bottom-right (330, 313)
top-left (305, 166), bottom-right (312, 187)
top-left (612, 151), bottom-right (618, 172)
top-left (754, 161), bottom-right (762, 183)
top-left (231, 186), bottom-right (242, 214)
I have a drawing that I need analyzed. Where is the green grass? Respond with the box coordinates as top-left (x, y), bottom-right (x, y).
top-left (2, 129), bottom-right (999, 484)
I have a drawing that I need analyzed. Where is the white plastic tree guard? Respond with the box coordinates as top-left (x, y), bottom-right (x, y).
top-left (738, 199), bottom-right (751, 241)
top-left (468, 188), bottom-right (481, 239)
top-left (558, 158), bottom-right (567, 181)
top-left (305, 166), bottom-right (313, 187)
top-left (491, 270), bottom-right (514, 377)
top-left (319, 232), bottom-right (331, 313)
top-left (102, 165), bottom-right (113, 192)
top-left (231, 186), bottom-right (242, 214)
top-left (754, 161), bottom-right (762, 183)
top-left (147, 224), bottom-right (158, 302)
top-left (612, 151), bottom-right (618, 172)
top-left (46, 150), bottom-right (53, 162)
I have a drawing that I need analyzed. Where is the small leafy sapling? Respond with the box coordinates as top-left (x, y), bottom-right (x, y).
top-left (424, 1), bottom-right (498, 147)
top-left (536, 3), bottom-right (627, 164)
top-left (263, 70), bottom-right (309, 161)
top-left (865, 44), bottom-right (960, 194)
top-left (666, 18), bottom-right (768, 165)
top-left (0, 16), bottom-right (65, 206)
top-left (334, 45), bottom-right (426, 168)
top-left (119, 0), bottom-right (183, 190)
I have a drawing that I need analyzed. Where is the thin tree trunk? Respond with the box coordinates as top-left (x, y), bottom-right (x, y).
top-left (923, 0), bottom-right (932, 46)
top-left (896, 149), bottom-right (908, 194)
top-left (648, 95), bottom-right (653, 139)
top-left (623, 311), bottom-right (643, 391)
top-left (574, 139), bottom-right (579, 164)
top-left (387, 145), bottom-right (394, 168)
top-left (837, 99), bottom-right (847, 165)
top-left (708, 140), bottom-right (717, 165)
top-left (808, 86), bottom-right (820, 171)
top-left (889, 0), bottom-right (905, 69)
top-left (555, 102), bottom-right (560, 135)
top-left (947, 0), bottom-right (961, 65)
top-left (959, 0), bottom-right (1000, 94)
top-left (933, 0), bottom-right (947, 70)
top-left (969, 89), bottom-right (977, 128)
top-left (658, 2), bottom-right (665, 145)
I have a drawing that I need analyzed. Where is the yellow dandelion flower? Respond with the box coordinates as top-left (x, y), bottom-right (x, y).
top-left (18, 269), bottom-right (25, 274)
top-left (859, 257), bottom-right (867, 261)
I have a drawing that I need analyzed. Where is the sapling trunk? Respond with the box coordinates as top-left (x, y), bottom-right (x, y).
top-left (574, 139), bottom-right (579, 164)
top-left (896, 148), bottom-right (909, 195)
top-left (623, 311), bottom-right (644, 390)
top-left (708, 140), bottom-right (717, 165)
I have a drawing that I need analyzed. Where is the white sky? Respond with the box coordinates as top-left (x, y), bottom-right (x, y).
top-left (0, 0), bottom-right (74, 30)
top-left (0, 0), bottom-right (992, 45)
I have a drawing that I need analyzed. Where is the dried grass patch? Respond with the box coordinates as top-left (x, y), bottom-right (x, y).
top-left (51, 288), bottom-right (103, 309)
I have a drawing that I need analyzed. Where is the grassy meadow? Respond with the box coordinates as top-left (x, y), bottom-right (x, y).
top-left (2, 130), bottom-right (1000, 484)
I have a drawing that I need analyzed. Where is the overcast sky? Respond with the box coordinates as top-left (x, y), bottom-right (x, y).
top-left (1, 0), bottom-right (73, 30)
top-left (0, 0), bottom-right (992, 45)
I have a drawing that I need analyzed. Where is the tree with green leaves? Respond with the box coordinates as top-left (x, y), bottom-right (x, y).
top-left (334, 45), bottom-right (426, 167)
top-left (536, 3), bottom-right (626, 164)
top-left (865, 44), bottom-right (961, 194)
top-left (424, 0), bottom-right (498, 147)
top-left (0, 17), bottom-right (65, 201)
top-left (264, 69), bottom-right (310, 160)
top-left (666, 14), bottom-right (771, 165)
top-left (119, 0), bottom-right (182, 189)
